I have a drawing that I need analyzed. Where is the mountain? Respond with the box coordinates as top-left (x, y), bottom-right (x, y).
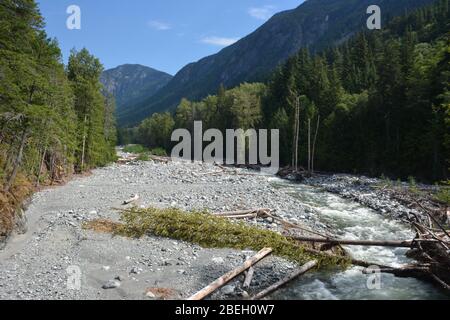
top-left (118, 0), bottom-right (435, 126)
top-left (100, 64), bottom-right (172, 114)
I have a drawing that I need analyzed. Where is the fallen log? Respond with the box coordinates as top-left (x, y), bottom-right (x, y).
top-left (289, 235), bottom-right (439, 248)
top-left (243, 267), bottom-right (255, 289)
top-left (122, 194), bottom-right (139, 205)
top-left (251, 260), bottom-right (318, 300)
top-left (221, 213), bottom-right (258, 219)
top-left (213, 208), bottom-right (270, 217)
top-left (149, 155), bottom-right (171, 163)
top-left (304, 247), bottom-right (435, 280)
top-left (188, 248), bottom-right (273, 300)
top-left (362, 265), bottom-right (431, 278)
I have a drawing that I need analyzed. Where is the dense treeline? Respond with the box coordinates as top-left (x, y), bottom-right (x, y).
top-left (0, 1), bottom-right (116, 234)
top-left (264, 0), bottom-right (449, 181)
top-left (123, 83), bottom-right (266, 150)
top-left (131, 0), bottom-right (449, 182)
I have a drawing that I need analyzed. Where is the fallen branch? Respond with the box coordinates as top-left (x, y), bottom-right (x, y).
top-left (188, 248), bottom-right (273, 300)
top-left (213, 208), bottom-right (270, 217)
top-left (222, 213), bottom-right (259, 219)
top-left (149, 155), bottom-right (171, 163)
top-left (414, 199), bottom-right (450, 240)
top-left (243, 267), bottom-right (255, 289)
top-left (251, 260), bottom-right (318, 300)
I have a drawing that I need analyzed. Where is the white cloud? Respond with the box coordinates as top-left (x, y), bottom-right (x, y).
top-left (147, 20), bottom-right (172, 31)
top-left (201, 36), bottom-right (239, 47)
top-left (248, 5), bottom-right (276, 20)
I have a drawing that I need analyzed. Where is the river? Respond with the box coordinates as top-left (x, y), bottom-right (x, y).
top-left (268, 177), bottom-right (449, 300)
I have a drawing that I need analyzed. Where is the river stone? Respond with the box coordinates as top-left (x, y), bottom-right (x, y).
top-left (102, 280), bottom-right (120, 289)
top-left (222, 285), bottom-right (235, 295)
top-left (212, 257), bottom-right (225, 264)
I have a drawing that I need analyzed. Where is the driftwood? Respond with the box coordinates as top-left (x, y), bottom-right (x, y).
top-left (251, 260), bottom-right (318, 300)
top-left (214, 208), bottom-right (329, 238)
top-left (149, 155), bottom-right (171, 163)
top-left (213, 208), bottom-right (271, 217)
top-left (188, 248), bottom-right (273, 300)
top-left (288, 235), bottom-right (439, 248)
top-left (243, 267), bottom-right (255, 289)
top-left (122, 194), bottom-right (139, 205)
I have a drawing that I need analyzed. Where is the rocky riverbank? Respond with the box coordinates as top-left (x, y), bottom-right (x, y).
top-left (0, 159), bottom-right (329, 300)
top-left (300, 173), bottom-right (445, 225)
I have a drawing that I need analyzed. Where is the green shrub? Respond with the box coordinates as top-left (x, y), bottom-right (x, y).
top-left (408, 176), bottom-right (419, 194)
top-left (150, 147), bottom-right (168, 157)
top-left (434, 183), bottom-right (450, 205)
top-left (123, 144), bottom-right (148, 154)
top-left (137, 153), bottom-right (150, 161)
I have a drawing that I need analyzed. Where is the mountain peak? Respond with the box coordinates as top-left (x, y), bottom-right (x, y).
top-left (101, 64), bottom-right (172, 113)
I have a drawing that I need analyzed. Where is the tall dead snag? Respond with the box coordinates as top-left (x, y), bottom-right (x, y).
top-left (188, 248), bottom-right (273, 300)
top-left (307, 118), bottom-right (311, 173)
top-left (291, 96), bottom-right (300, 171)
top-left (251, 260), bottom-right (318, 300)
top-left (311, 115), bottom-right (320, 173)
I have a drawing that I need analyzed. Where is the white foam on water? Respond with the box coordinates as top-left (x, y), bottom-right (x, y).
top-left (268, 178), bottom-right (449, 300)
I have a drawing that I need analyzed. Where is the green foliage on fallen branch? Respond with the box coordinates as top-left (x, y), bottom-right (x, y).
top-left (117, 207), bottom-right (349, 268)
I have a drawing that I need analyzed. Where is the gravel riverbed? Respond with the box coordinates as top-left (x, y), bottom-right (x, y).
top-left (0, 160), bottom-right (330, 300)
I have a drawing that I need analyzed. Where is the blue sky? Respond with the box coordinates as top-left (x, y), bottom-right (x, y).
top-left (38, 0), bottom-right (304, 75)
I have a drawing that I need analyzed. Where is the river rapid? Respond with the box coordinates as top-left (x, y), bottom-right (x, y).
top-left (269, 177), bottom-right (449, 300)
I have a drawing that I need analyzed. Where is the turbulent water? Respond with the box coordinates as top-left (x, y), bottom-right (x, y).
top-left (269, 177), bottom-right (449, 300)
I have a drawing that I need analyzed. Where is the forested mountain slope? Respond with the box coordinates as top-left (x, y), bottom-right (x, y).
top-left (101, 64), bottom-right (172, 115)
top-left (119, 0), bottom-right (435, 126)
top-left (134, 0), bottom-right (449, 182)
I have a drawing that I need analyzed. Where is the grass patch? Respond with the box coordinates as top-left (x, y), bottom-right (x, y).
top-left (149, 148), bottom-right (167, 157)
top-left (83, 219), bottom-right (122, 234)
top-left (136, 153), bottom-right (150, 161)
top-left (123, 144), bottom-right (148, 154)
top-left (84, 207), bottom-right (349, 268)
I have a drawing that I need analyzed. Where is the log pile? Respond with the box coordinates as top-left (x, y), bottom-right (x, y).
top-left (187, 247), bottom-right (318, 300)
top-left (188, 248), bottom-right (274, 300)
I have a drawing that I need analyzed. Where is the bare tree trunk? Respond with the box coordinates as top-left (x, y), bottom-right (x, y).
top-left (35, 147), bottom-right (47, 187)
top-left (294, 97), bottom-right (300, 171)
top-left (5, 127), bottom-right (29, 192)
top-left (312, 115), bottom-right (320, 174)
top-left (81, 114), bottom-right (87, 171)
top-left (251, 260), bottom-right (317, 300)
top-left (307, 118), bottom-right (311, 174)
top-left (291, 102), bottom-right (297, 168)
